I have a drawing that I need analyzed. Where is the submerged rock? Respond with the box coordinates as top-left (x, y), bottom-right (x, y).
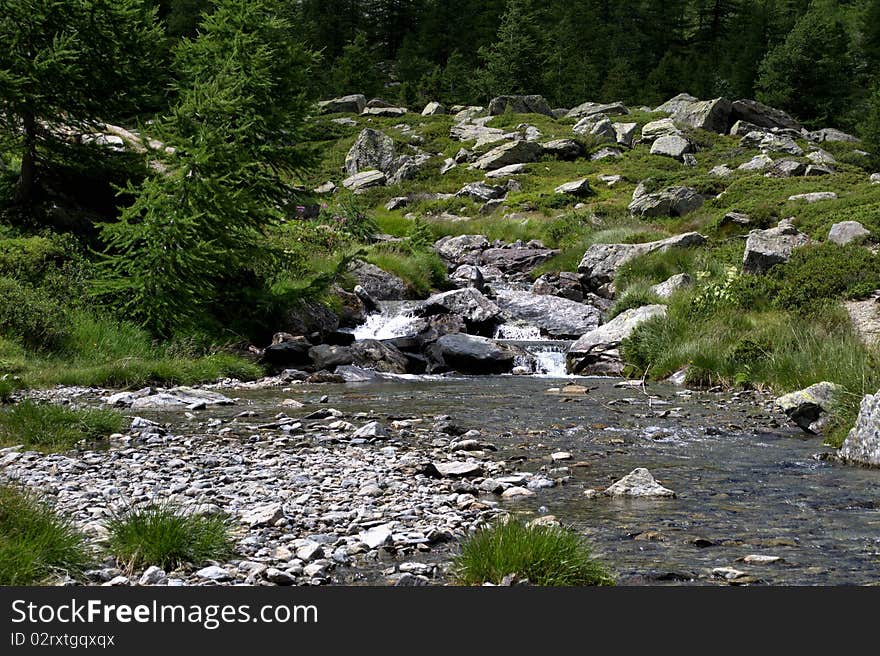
top-left (604, 468), bottom-right (676, 498)
top-left (775, 382), bottom-right (842, 434)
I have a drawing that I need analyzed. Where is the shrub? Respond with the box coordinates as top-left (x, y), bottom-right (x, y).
top-left (366, 247), bottom-right (447, 297)
top-left (772, 243), bottom-right (880, 311)
top-left (453, 518), bottom-right (614, 587)
top-left (0, 485), bottom-right (91, 584)
top-left (0, 276), bottom-right (70, 351)
top-left (0, 400), bottom-right (125, 450)
top-left (608, 285), bottom-right (664, 319)
top-left (105, 503), bottom-right (234, 571)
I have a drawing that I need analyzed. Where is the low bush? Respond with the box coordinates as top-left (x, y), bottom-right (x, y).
top-left (0, 276), bottom-right (70, 351)
top-left (0, 485), bottom-right (91, 585)
top-left (105, 504), bottom-right (234, 571)
top-left (453, 518), bottom-right (614, 587)
top-left (0, 400), bottom-right (125, 450)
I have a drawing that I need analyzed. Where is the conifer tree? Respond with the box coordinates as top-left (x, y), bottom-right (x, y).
top-left (99, 0), bottom-right (316, 335)
top-left (0, 0), bottom-right (164, 205)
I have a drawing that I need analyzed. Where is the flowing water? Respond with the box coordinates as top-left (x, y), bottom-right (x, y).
top-left (222, 376), bottom-right (880, 585)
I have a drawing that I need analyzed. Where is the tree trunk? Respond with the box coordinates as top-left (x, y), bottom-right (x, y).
top-left (14, 110), bottom-right (37, 206)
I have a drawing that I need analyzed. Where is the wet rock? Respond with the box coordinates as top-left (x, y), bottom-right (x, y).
top-left (840, 391), bottom-right (880, 466)
top-left (318, 94), bottom-right (367, 115)
top-left (478, 246), bottom-right (557, 276)
top-left (828, 221), bottom-right (870, 246)
top-left (628, 185), bottom-right (704, 218)
top-left (434, 234), bottom-right (490, 266)
top-left (531, 272), bottom-right (586, 303)
top-left (742, 222), bottom-right (809, 274)
top-left (488, 95), bottom-right (553, 117)
top-left (567, 305), bottom-right (667, 375)
top-left (350, 340), bottom-right (409, 374)
top-left (282, 299), bottom-right (340, 337)
top-left (494, 290), bottom-right (601, 339)
top-left (604, 467), bottom-right (676, 498)
top-left (741, 554), bottom-right (782, 565)
top-left (775, 382), bottom-right (842, 434)
top-left (578, 232), bottom-right (706, 296)
top-left (501, 486), bottom-right (535, 498)
top-left (434, 333), bottom-right (516, 375)
top-left (712, 567), bottom-right (748, 581)
top-left (418, 288), bottom-right (501, 329)
top-left (308, 345), bottom-right (353, 371)
top-left (471, 140), bottom-right (544, 171)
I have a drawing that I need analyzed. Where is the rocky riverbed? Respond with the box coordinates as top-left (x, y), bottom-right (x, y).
top-left (3, 375), bottom-right (879, 586)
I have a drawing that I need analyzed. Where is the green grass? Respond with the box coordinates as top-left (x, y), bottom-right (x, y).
top-left (0, 400), bottom-right (125, 451)
top-left (453, 518), bottom-right (614, 587)
top-left (365, 246), bottom-right (448, 297)
top-left (105, 503), bottom-right (234, 571)
top-left (0, 484), bottom-right (91, 585)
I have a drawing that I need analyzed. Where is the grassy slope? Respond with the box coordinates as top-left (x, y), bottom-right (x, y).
top-left (298, 107), bottom-right (880, 445)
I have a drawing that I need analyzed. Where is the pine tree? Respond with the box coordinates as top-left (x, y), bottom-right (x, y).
top-left (477, 0), bottom-right (545, 98)
top-left (0, 0), bottom-right (164, 206)
top-left (99, 0), bottom-right (316, 335)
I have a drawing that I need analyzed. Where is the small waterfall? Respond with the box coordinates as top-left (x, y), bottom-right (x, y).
top-left (494, 322), bottom-right (572, 377)
top-left (353, 301), bottom-right (420, 340)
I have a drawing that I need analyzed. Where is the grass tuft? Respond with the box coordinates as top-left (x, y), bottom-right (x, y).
top-left (0, 484), bottom-right (91, 585)
top-left (0, 400), bottom-right (125, 451)
top-left (453, 518), bottom-right (614, 587)
top-left (105, 503), bottom-right (234, 571)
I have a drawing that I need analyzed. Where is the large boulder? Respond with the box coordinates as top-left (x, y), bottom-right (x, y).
top-left (654, 93), bottom-right (698, 114)
top-left (471, 140), bottom-right (544, 171)
top-left (573, 115), bottom-right (616, 141)
top-left (566, 101), bottom-right (629, 120)
top-left (342, 169), bottom-right (386, 191)
top-left (283, 299), bottom-right (339, 337)
top-left (495, 290), bottom-right (602, 339)
top-left (450, 122), bottom-right (510, 147)
top-left (318, 94), bottom-right (367, 115)
top-left (628, 186), bottom-right (704, 218)
top-left (531, 272), bottom-right (586, 303)
top-left (455, 181), bottom-right (507, 202)
top-left (478, 246), bottom-right (557, 275)
top-left (350, 339), bottom-right (409, 374)
top-left (742, 221), bottom-right (809, 274)
top-left (262, 338), bottom-right (312, 366)
top-left (775, 382), bottom-right (842, 434)
top-left (434, 234), bottom-right (489, 267)
top-left (488, 95), bottom-right (553, 117)
top-left (348, 260), bottom-right (407, 300)
top-left (308, 344), bottom-right (354, 371)
top-left (422, 101), bottom-right (446, 116)
top-left (731, 99), bottom-right (801, 131)
top-left (361, 106), bottom-right (407, 118)
top-left (740, 131), bottom-right (803, 156)
top-left (840, 391), bottom-right (880, 466)
top-left (828, 221), bottom-right (870, 246)
top-left (345, 128), bottom-right (396, 176)
top-left (554, 179), bottom-right (593, 196)
top-left (640, 118), bottom-right (681, 142)
top-left (578, 232), bottom-right (706, 297)
top-left (650, 134), bottom-right (693, 160)
top-left (418, 288), bottom-right (501, 332)
top-left (672, 97), bottom-right (732, 133)
top-left (613, 122), bottom-right (638, 147)
top-left (434, 333), bottom-right (516, 374)
top-left (541, 138), bottom-right (585, 160)
top-left (567, 305), bottom-right (667, 374)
